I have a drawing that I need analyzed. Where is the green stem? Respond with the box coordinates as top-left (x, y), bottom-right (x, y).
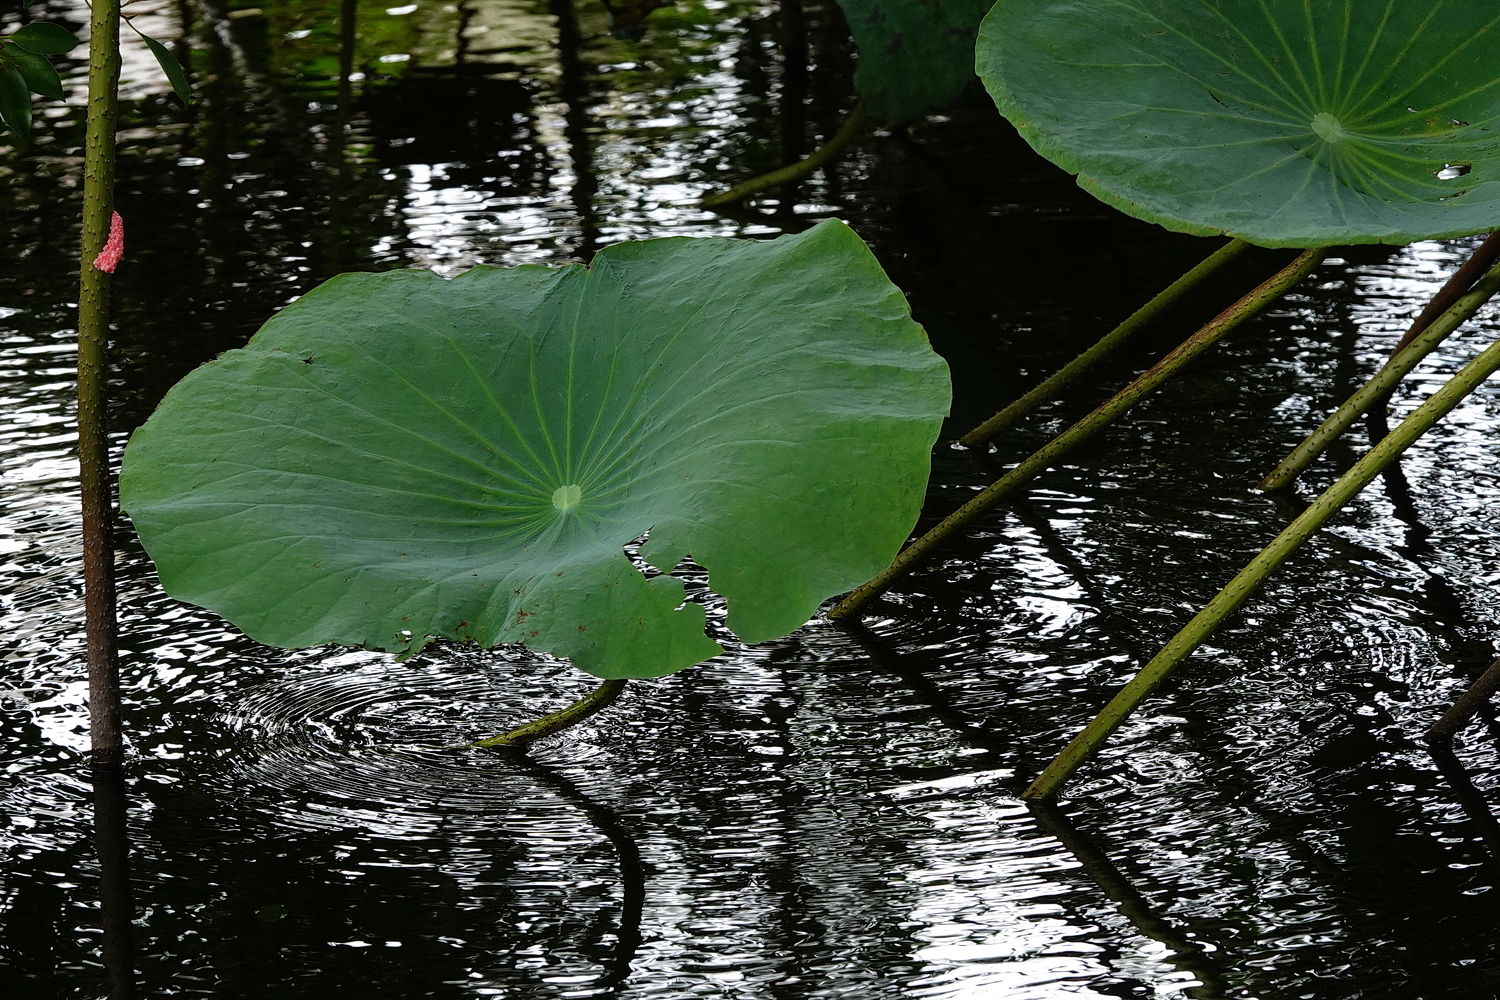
top-left (468, 678), bottom-right (628, 749)
top-left (81, 0), bottom-right (123, 757)
top-left (1260, 256), bottom-right (1500, 492)
top-left (1024, 327), bottom-right (1500, 801)
top-left (829, 248), bottom-right (1325, 621)
top-left (958, 238), bottom-right (1250, 447)
top-left (699, 104), bottom-right (868, 208)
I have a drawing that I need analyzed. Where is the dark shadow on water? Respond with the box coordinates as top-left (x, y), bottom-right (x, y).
top-left (490, 749), bottom-right (646, 994)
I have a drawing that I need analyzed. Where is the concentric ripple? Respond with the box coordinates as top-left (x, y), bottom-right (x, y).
top-left (218, 650), bottom-right (619, 836)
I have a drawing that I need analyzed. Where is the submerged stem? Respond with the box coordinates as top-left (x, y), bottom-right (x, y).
top-left (829, 248), bottom-right (1325, 621)
top-left (958, 238), bottom-right (1250, 447)
top-left (468, 678), bottom-right (628, 749)
top-left (1261, 248), bottom-right (1500, 491)
top-left (700, 104), bottom-right (869, 208)
top-left (1025, 328), bottom-right (1500, 801)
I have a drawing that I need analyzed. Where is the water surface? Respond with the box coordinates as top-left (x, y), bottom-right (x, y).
top-left (4, 1), bottom-right (1500, 997)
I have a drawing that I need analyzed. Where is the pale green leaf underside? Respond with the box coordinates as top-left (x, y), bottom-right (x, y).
top-left (120, 220), bottom-right (951, 679)
top-left (978, 0), bottom-right (1500, 247)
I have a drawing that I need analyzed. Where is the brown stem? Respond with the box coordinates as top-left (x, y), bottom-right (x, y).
top-left (1426, 656), bottom-right (1500, 747)
top-left (81, 0), bottom-right (123, 759)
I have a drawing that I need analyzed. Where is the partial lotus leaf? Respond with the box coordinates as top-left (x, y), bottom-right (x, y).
top-left (978, 1), bottom-right (1500, 247)
top-left (120, 220), bottom-right (951, 679)
top-left (837, 0), bottom-right (993, 120)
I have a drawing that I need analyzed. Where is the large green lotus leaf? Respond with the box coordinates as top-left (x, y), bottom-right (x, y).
top-left (837, 0), bottom-right (994, 120)
top-left (120, 220), bottom-right (951, 679)
top-left (977, 1), bottom-right (1500, 247)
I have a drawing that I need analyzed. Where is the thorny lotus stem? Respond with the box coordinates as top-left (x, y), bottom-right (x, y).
top-left (700, 104), bottom-right (868, 208)
top-left (80, 5), bottom-right (134, 998)
top-left (81, 0), bottom-right (124, 758)
top-left (829, 248), bottom-right (1326, 621)
top-left (1258, 257), bottom-right (1500, 491)
top-left (468, 678), bottom-right (628, 749)
top-left (958, 238), bottom-right (1251, 447)
top-left (1025, 327), bottom-right (1500, 801)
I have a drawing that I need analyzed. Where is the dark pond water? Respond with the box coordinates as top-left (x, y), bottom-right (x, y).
top-left (5, 0), bottom-right (1500, 996)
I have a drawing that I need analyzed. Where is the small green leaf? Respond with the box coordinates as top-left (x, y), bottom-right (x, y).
top-left (0, 62), bottom-right (31, 142)
top-left (9, 22), bottom-right (79, 55)
top-left (139, 32), bottom-right (191, 105)
top-left (4, 43), bottom-right (63, 100)
top-left (120, 220), bottom-right (952, 679)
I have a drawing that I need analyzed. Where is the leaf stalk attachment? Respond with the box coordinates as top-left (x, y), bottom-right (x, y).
top-left (1025, 324), bottom-right (1500, 801)
top-left (958, 238), bottom-right (1249, 446)
top-left (469, 678), bottom-right (628, 749)
top-left (830, 248), bottom-right (1325, 621)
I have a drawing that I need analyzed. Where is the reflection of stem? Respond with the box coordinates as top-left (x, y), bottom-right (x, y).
top-left (841, 624), bottom-right (1237, 996)
top-left (958, 239), bottom-right (1250, 447)
top-left (1027, 323), bottom-right (1500, 801)
top-left (507, 755), bottom-right (645, 992)
top-left (324, 0), bottom-right (357, 275)
top-left (1259, 258), bottom-right (1500, 491)
top-left (469, 678), bottom-right (627, 748)
top-left (774, 0), bottom-right (808, 223)
top-left (830, 249), bottom-right (1326, 621)
top-left (700, 104), bottom-right (868, 208)
top-left (93, 753), bottom-right (136, 1000)
top-left (839, 619), bottom-right (1014, 758)
top-left (1029, 802), bottom-right (1233, 1000)
top-left (1427, 740), bottom-right (1500, 861)
top-left (550, 0), bottom-right (599, 261)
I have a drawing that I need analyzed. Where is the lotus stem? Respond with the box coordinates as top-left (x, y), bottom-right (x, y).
top-left (699, 104), bottom-right (868, 208)
top-left (829, 248), bottom-right (1325, 621)
top-left (1363, 231), bottom-right (1500, 450)
top-left (1024, 327), bottom-right (1500, 801)
top-left (958, 238), bottom-right (1250, 447)
top-left (81, 0), bottom-right (124, 757)
top-left (1258, 257), bottom-right (1500, 491)
top-left (1425, 656), bottom-right (1500, 748)
top-left (469, 678), bottom-right (628, 748)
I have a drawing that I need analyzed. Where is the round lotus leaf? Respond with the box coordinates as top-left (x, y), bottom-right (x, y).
top-left (120, 220), bottom-right (951, 679)
top-left (977, 0), bottom-right (1500, 247)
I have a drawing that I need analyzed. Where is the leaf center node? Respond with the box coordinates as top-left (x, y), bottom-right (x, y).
top-left (551, 484), bottom-right (583, 512)
top-left (1311, 112), bottom-right (1348, 144)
